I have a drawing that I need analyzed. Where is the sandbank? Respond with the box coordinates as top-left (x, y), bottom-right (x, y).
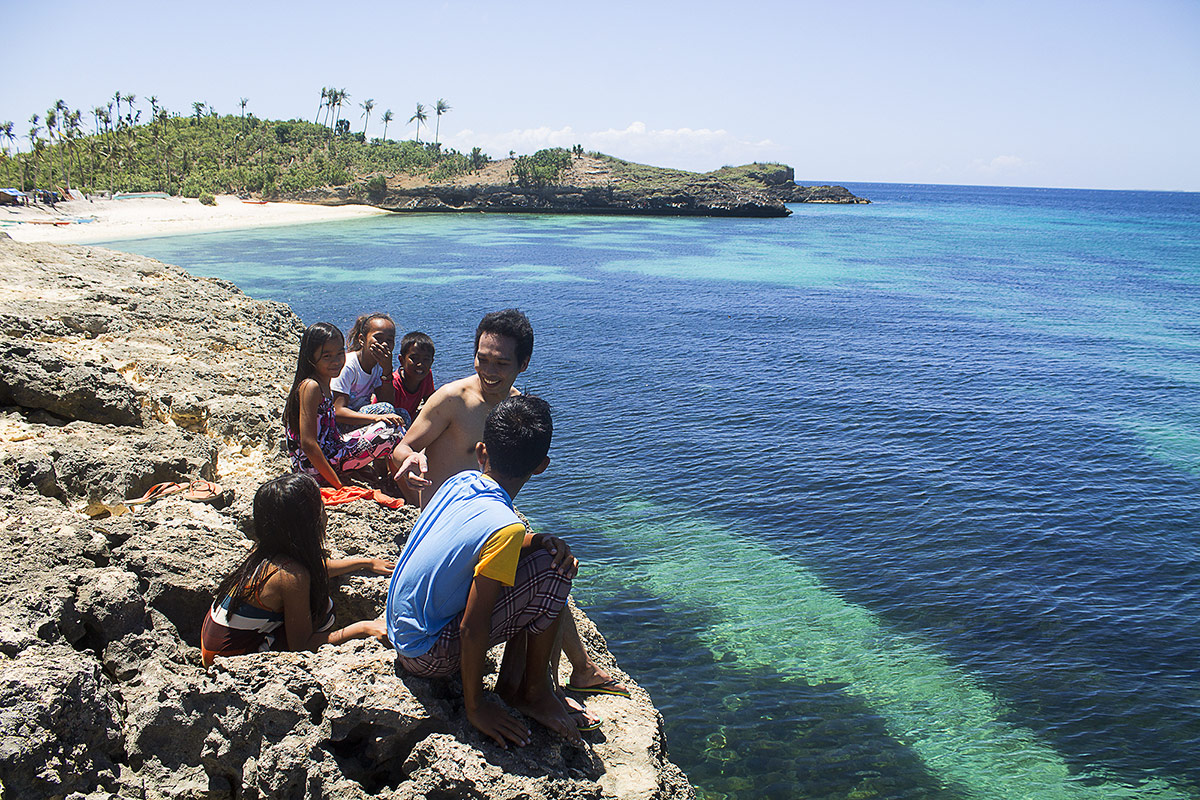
top-left (0, 194), bottom-right (388, 244)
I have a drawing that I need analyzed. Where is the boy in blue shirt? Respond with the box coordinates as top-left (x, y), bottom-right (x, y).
top-left (386, 395), bottom-right (581, 747)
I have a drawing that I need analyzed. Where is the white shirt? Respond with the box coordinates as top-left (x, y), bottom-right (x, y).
top-left (330, 351), bottom-right (383, 410)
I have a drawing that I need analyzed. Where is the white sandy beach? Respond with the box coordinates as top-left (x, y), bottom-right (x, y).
top-left (1, 194), bottom-right (389, 244)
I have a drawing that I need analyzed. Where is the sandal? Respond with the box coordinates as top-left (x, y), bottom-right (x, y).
top-left (564, 678), bottom-right (631, 698)
top-left (184, 479), bottom-right (235, 509)
top-left (126, 482), bottom-right (186, 508)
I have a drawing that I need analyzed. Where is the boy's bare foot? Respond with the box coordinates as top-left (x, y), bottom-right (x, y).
top-left (502, 687), bottom-right (582, 744)
top-left (560, 693), bottom-right (601, 730)
top-left (566, 665), bottom-right (631, 698)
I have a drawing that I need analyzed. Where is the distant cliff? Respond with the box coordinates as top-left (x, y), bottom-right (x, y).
top-left (283, 154), bottom-right (868, 218)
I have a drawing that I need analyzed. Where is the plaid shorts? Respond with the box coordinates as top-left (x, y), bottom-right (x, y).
top-left (396, 548), bottom-right (571, 677)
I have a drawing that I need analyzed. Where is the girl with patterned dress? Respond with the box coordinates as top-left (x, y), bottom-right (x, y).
top-left (283, 322), bottom-right (410, 488)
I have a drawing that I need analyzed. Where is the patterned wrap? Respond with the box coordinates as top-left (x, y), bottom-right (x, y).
top-left (394, 548), bottom-right (571, 677)
top-left (286, 393), bottom-right (405, 478)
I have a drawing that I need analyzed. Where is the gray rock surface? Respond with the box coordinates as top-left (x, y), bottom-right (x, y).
top-left (0, 238), bottom-right (694, 799)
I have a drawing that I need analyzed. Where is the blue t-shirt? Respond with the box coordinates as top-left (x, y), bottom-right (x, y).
top-left (386, 470), bottom-right (524, 657)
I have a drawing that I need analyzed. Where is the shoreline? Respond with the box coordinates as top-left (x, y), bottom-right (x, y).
top-left (0, 194), bottom-right (389, 244)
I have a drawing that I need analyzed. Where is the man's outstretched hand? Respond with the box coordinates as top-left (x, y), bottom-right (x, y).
top-left (394, 452), bottom-right (431, 490)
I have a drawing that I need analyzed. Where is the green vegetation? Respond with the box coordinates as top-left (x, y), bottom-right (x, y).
top-left (198, 192), bottom-right (216, 206)
top-left (0, 91), bottom-right (801, 203)
top-left (512, 148), bottom-right (573, 188)
top-left (600, 154), bottom-right (792, 194)
top-left (0, 92), bottom-right (484, 197)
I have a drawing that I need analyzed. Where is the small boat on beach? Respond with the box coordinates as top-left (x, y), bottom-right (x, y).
top-left (239, 197), bottom-right (268, 205)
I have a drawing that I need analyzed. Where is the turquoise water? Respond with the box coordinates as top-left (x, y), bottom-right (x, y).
top-left (111, 183), bottom-right (1200, 800)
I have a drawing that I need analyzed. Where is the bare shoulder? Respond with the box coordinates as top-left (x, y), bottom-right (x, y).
top-left (440, 375), bottom-right (478, 400)
top-left (270, 558), bottom-right (310, 589)
top-left (422, 376), bottom-right (476, 412)
top-left (298, 378), bottom-right (323, 402)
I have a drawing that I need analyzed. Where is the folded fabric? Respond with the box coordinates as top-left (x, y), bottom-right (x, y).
top-left (321, 486), bottom-right (374, 506)
top-left (320, 486), bottom-right (404, 509)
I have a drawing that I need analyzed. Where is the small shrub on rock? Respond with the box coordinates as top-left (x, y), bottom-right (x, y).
top-left (199, 193), bottom-right (216, 206)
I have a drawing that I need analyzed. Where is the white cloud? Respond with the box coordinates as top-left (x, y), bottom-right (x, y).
top-left (446, 121), bottom-right (780, 170)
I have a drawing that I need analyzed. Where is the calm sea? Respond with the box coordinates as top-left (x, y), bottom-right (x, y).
top-left (111, 183), bottom-right (1200, 800)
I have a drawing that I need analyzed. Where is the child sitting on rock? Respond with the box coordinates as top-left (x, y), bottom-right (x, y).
top-left (284, 322), bottom-right (414, 489)
top-left (391, 331), bottom-right (436, 424)
top-left (331, 312), bottom-right (407, 431)
top-left (386, 395), bottom-right (584, 747)
top-left (200, 473), bottom-right (392, 666)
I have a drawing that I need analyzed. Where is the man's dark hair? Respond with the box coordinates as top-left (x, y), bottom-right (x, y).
top-left (400, 331), bottom-right (434, 357)
top-left (475, 309), bottom-right (534, 366)
top-left (483, 395), bottom-right (552, 479)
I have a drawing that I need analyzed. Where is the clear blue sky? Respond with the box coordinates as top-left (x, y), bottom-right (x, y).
top-left (4, 0), bottom-right (1198, 190)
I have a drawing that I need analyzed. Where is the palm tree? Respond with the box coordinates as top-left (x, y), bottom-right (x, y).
top-left (1, 121), bottom-right (14, 185)
top-left (239, 97), bottom-right (249, 122)
top-left (44, 107), bottom-right (57, 188)
top-left (323, 86), bottom-right (337, 127)
top-left (123, 94), bottom-right (136, 126)
top-left (27, 115), bottom-right (41, 189)
top-left (316, 87), bottom-right (328, 124)
top-left (334, 88), bottom-right (349, 131)
top-left (381, 109), bottom-right (394, 141)
top-left (65, 110), bottom-right (82, 190)
top-left (192, 101), bottom-right (205, 124)
top-left (360, 98), bottom-right (374, 136)
top-left (100, 106), bottom-right (114, 192)
top-left (113, 91), bottom-right (122, 127)
top-left (55, 100), bottom-right (70, 190)
top-left (433, 98), bottom-right (451, 148)
top-left (409, 103), bottom-right (427, 144)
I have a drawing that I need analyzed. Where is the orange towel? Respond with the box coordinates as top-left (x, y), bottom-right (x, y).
top-left (320, 486), bottom-right (404, 509)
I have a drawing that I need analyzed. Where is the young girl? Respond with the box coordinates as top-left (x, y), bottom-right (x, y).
top-left (284, 322), bottom-right (407, 489)
top-left (200, 474), bottom-right (391, 666)
top-left (332, 313), bottom-right (406, 431)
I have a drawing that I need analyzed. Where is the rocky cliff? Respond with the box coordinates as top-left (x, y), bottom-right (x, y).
top-left (283, 154), bottom-right (867, 218)
top-left (0, 235), bottom-right (694, 800)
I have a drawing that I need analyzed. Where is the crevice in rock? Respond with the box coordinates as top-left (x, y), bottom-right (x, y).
top-left (93, 523), bottom-right (131, 550)
top-left (149, 584), bottom-right (211, 647)
top-left (304, 690), bottom-right (327, 725)
top-left (69, 618), bottom-right (108, 657)
top-left (322, 719), bottom-right (450, 793)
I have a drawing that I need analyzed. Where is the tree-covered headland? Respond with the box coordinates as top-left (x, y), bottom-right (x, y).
top-left (0, 92), bottom-right (490, 196)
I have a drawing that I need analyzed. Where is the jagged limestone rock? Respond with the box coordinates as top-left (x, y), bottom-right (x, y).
top-left (0, 238), bottom-right (694, 799)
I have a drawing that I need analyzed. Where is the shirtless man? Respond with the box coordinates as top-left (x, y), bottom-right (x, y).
top-left (393, 309), bottom-right (629, 701)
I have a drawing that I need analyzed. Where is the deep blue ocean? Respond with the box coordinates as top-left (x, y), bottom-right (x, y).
top-left (110, 183), bottom-right (1200, 800)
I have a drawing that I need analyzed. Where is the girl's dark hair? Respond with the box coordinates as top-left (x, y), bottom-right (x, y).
top-left (214, 473), bottom-right (329, 620)
top-left (346, 312), bottom-right (395, 352)
top-left (283, 322), bottom-right (343, 433)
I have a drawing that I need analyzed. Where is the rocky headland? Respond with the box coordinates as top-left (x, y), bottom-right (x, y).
top-left (285, 154), bottom-right (868, 218)
top-left (0, 235), bottom-right (694, 799)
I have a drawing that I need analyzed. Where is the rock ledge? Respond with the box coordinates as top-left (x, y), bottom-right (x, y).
top-left (0, 237), bottom-right (694, 800)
